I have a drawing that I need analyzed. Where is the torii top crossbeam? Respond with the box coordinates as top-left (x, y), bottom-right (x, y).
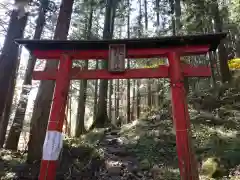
top-left (16, 32), bottom-right (226, 59)
top-left (16, 33), bottom-right (226, 81)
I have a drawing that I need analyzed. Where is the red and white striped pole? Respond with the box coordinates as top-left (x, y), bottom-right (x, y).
top-left (39, 54), bottom-right (72, 180)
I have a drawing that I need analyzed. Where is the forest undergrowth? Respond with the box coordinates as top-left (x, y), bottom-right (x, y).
top-left (0, 84), bottom-right (240, 180)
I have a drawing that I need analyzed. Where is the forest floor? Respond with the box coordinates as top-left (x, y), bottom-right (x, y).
top-left (0, 85), bottom-right (240, 180)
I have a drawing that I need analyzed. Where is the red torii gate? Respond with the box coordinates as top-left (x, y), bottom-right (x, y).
top-left (16, 32), bottom-right (226, 180)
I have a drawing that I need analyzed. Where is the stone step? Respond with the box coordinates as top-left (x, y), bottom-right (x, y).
top-left (103, 137), bottom-right (124, 146)
top-left (106, 146), bottom-right (130, 157)
top-left (105, 159), bottom-right (124, 176)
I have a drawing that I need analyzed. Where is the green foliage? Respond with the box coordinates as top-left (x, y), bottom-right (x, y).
top-left (228, 58), bottom-right (240, 70)
top-left (63, 128), bottom-right (107, 165)
top-left (119, 118), bottom-right (180, 178)
top-left (67, 128), bottom-right (106, 147)
top-left (201, 157), bottom-right (223, 178)
top-left (117, 85), bottom-right (240, 179)
top-left (229, 0), bottom-right (240, 24)
top-left (0, 149), bottom-right (26, 179)
top-left (182, 0), bottom-right (212, 33)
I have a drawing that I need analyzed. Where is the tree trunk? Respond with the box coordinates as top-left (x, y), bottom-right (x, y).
top-left (115, 80), bottom-right (120, 118)
top-left (95, 0), bottom-right (118, 128)
top-left (236, 37), bottom-right (240, 57)
top-left (136, 0), bottom-right (142, 119)
top-left (169, 0), bottom-right (176, 35)
top-left (93, 61), bottom-right (99, 122)
top-left (147, 62), bottom-right (152, 109)
top-left (147, 79), bottom-right (151, 108)
top-left (27, 0), bottom-right (74, 163)
top-left (144, 0), bottom-right (151, 110)
top-left (209, 52), bottom-right (217, 87)
top-left (0, 68), bottom-right (17, 147)
top-left (0, 10), bottom-right (28, 136)
top-left (131, 80), bottom-right (136, 120)
top-left (173, 0), bottom-right (189, 93)
top-left (66, 94), bottom-right (71, 136)
top-left (114, 82), bottom-right (117, 121)
top-left (126, 0), bottom-right (131, 123)
top-left (75, 0), bottom-right (93, 137)
top-left (156, 0), bottom-right (160, 30)
top-left (75, 61), bottom-right (88, 137)
top-left (5, 0), bottom-right (49, 150)
top-left (211, 0), bottom-right (231, 83)
top-left (108, 80), bottom-right (113, 121)
top-left (144, 0), bottom-right (148, 30)
top-left (126, 72), bottom-right (131, 122)
top-left (174, 0), bottom-right (181, 33)
top-left (136, 80), bottom-right (140, 119)
top-left (155, 0), bottom-right (162, 107)
top-left (157, 79), bottom-right (162, 107)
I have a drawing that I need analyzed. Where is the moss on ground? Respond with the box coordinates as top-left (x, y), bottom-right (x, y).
top-left (118, 107), bottom-right (240, 180)
top-left (120, 119), bottom-right (181, 179)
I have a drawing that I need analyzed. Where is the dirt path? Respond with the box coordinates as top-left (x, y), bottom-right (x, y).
top-left (99, 129), bottom-right (142, 180)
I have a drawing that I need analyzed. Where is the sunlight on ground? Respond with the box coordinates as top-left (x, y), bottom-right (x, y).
top-left (210, 127), bottom-right (238, 138)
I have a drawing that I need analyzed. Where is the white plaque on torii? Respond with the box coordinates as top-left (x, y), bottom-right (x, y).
top-left (108, 44), bottom-right (126, 72)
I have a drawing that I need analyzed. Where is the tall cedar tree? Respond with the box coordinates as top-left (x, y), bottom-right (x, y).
top-left (0, 11), bottom-right (28, 147)
top-left (126, 0), bottom-right (131, 122)
top-left (0, 52), bottom-right (21, 147)
top-left (211, 0), bottom-right (231, 83)
top-left (75, 0), bottom-right (94, 137)
top-left (94, 0), bottom-right (118, 128)
top-left (5, 0), bottom-right (49, 150)
top-left (136, 0), bottom-right (142, 119)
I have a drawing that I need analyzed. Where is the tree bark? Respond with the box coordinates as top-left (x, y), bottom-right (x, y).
top-left (209, 52), bottom-right (217, 87)
top-left (155, 0), bottom-right (162, 107)
top-left (108, 80), bottom-right (113, 121)
top-left (169, 0), bottom-right (175, 35)
top-left (144, 0), bottom-right (151, 109)
top-left (27, 0), bottom-right (74, 163)
top-left (0, 67), bottom-right (17, 147)
top-left (173, 0), bottom-right (189, 93)
top-left (144, 0), bottom-right (148, 30)
top-left (0, 10), bottom-right (28, 133)
top-left (5, 0), bottom-right (49, 150)
top-left (115, 80), bottom-right (120, 118)
top-left (236, 37), bottom-right (240, 57)
top-left (95, 0), bottom-right (118, 128)
top-left (156, 0), bottom-right (160, 30)
top-left (147, 62), bottom-right (152, 109)
top-left (75, 0), bottom-right (94, 137)
top-left (136, 80), bottom-right (140, 119)
top-left (131, 80), bottom-right (136, 120)
top-left (126, 0), bottom-right (131, 123)
top-left (93, 61), bottom-right (99, 122)
top-left (211, 1), bottom-right (231, 83)
top-left (75, 63), bottom-right (88, 136)
top-left (174, 0), bottom-right (181, 33)
top-left (136, 0), bottom-right (142, 119)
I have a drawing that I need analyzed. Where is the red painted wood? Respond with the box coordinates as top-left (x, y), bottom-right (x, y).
top-left (31, 65), bottom-right (211, 80)
top-left (182, 64), bottom-right (211, 77)
top-left (32, 66), bottom-right (168, 80)
top-left (39, 160), bottom-right (58, 180)
top-left (46, 55), bottom-right (72, 131)
top-left (168, 52), bottom-right (199, 180)
top-left (38, 55), bottom-right (72, 180)
top-left (32, 45), bottom-right (210, 59)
